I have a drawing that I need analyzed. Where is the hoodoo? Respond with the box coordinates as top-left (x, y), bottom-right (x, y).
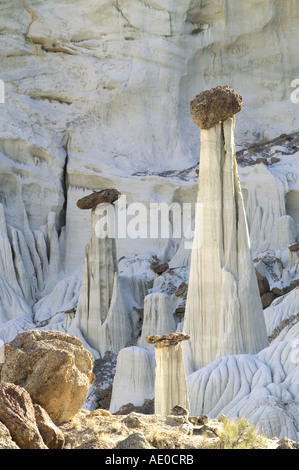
top-left (76, 190), bottom-right (132, 356)
top-left (147, 333), bottom-right (190, 416)
top-left (183, 86), bottom-right (269, 373)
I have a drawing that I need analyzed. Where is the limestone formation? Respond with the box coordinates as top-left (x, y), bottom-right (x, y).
top-left (183, 90), bottom-right (269, 373)
top-left (190, 86), bottom-right (243, 130)
top-left (76, 189), bottom-right (121, 210)
top-left (0, 330), bottom-right (94, 424)
top-left (147, 333), bottom-right (190, 415)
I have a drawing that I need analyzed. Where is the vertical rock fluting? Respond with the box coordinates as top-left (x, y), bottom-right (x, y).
top-left (76, 190), bottom-right (130, 354)
top-left (137, 292), bottom-right (177, 350)
top-left (147, 333), bottom-right (190, 415)
top-left (77, 206), bottom-right (118, 328)
top-left (183, 87), bottom-right (269, 373)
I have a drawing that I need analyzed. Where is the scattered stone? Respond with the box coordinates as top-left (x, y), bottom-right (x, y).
top-left (288, 279), bottom-right (299, 292)
top-left (166, 415), bottom-right (187, 426)
top-left (271, 280), bottom-right (299, 296)
top-left (179, 422), bottom-right (193, 435)
top-left (190, 85), bottom-right (243, 129)
top-left (90, 352), bottom-right (118, 410)
top-left (115, 432), bottom-right (154, 449)
top-left (114, 399), bottom-right (154, 416)
top-left (255, 269), bottom-right (270, 296)
top-left (34, 404), bottom-right (65, 449)
top-left (151, 262), bottom-right (169, 275)
top-left (268, 312), bottom-right (299, 342)
top-left (192, 425), bottom-right (206, 435)
top-left (76, 188), bottom-right (121, 210)
top-left (0, 382), bottom-right (47, 449)
top-left (189, 415), bottom-right (209, 426)
top-left (271, 156), bottom-right (281, 163)
top-left (0, 330), bottom-right (94, 425)
top-left (123, 413), bottom-right (142, 428)
top-left (261, 292), bottom-right (276, 309)
top-left (89, 409), bottom-right (112, 418)
top-left (171, 405), bottom-right (189, 417)
top-left (276, 437), bottom-right (299, 449)
top-left (288, 241), bottom-right (299, 252)
top-left (174, 306), bottom-right (185, 320)
top-left (256, 157), bottom-right (269, 165)
top-left (175, 282), bottom-right (188, 297)
top-left (76, 438), bottom-right (111, 449)
top-left (271, 286), bottom-right (286, 297)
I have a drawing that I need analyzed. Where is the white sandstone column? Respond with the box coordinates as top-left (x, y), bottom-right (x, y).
top-left (147, 333), bottom-right (190, 415)
top-left (183, 87), bottom-right (269, 373)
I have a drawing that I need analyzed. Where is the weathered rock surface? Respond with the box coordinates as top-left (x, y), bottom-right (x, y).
top-left (190, 86), bottom-right (243, 129)
top-left (34, 404), bottom-right (65, 449)
top-left (116, 432), bottom-right (154, 449)
top-left (0, 330), bottom-right (94, 424)
top-left (0, 421), bottom-right (20, 449)
top-left (0, 382), bottom-right (47, 449)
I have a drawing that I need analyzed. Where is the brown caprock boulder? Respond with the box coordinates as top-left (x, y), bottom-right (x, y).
top-left (0, 330), bottom-right (94, 425)
top-left (77, 188), bottom-right (121, 210)
top-left (190, 85), bottom-right (243, 129)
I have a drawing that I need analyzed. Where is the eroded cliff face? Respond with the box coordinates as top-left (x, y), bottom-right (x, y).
top-left (0, 0), bottom-right (298, 269)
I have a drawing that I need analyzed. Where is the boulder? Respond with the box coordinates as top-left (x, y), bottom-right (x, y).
top-left (255, 269), bottom-right (270, 296)
top-left (34, 404), bottom-right (65, 449)
top-left (190, 86), bottom-right (243, 129)
top-left (0, 330), bottom-right (94, 424)
top-left (115, 432), bottom-right (154, 449)
top-left (288, 241), bottom-right (299, 252)
top-left (0, 421), bottom-right (20, 449)
top-left (76, 188), bottom-right (120, 210)
top-left (151, 262), bottom-right (169, 275)
top-left (261, 292), bottom-right (276, 309)
top-left (0, 382), bottom-right (47, 449)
